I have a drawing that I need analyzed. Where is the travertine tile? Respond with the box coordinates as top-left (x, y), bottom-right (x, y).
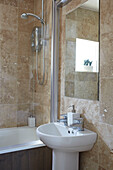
top-left (18, 0), bottom-right (34, 11)
top-left (0, 29), bottom-right (18, 56)
top-left (100, 33), bottom-right (113, 78)
top-left (77, 8), bottom-right (99, 41)
top-left (34, 0), bottom-right (42, 16)
top-left (65, 71), bottom-right (74, 82)
top-left (98, 136), bottom-right (113, 170)
top-left (0, 0), bottom-right (4, 5)
top-left (17, 55), bottom-right (30, 65)
top-left (100, 0), bottom-right (113, 78)
top-left (95, 122), bottom-right (113, 151)
top-left (65, 81), bottom-right (74, 97)
top-left (0, 4), bottom-right (18, 31)
top-left (18, 31), bottom-right (31, 57)
top-left (0, 0), bottom-right (45, 130)
top-left (3, 78), bottom-right (17, 104)
top-left (1, 54), bottom-right (17, 65)
top-left (0, 78), bottom-right (4, 104)
top-left (80, 133), bottom-right (99, 164)
top-left (0, 105), bottom-right (5, 128)
top-left (35, 79), bottom-right (51, 95)
top-left (100, 78), bottom-right (113, 125)
top-left (17, 104), bottom-right (31, 126)
top-left (100, 0), bottom-right (113, 34)
top-left (2, 63), bottom-right (17, 79)
top-left (17, 63), bottom-right (29, 80)
top-left (34, 93), bottom-right (50, 106)
top-left (4, 0), bottom-right (18, 7)
top-left (4, 104), bottom-right (17, 128)
top-left (74, 80), bottom-right (98, 100)
top-left (17, 79), bottom-right (32, 104)
top-left (65, 41), bottom-right (76, 60)
top-left (98, 167), bottom-right (106, 170)
top-left (66, 19), bottom-right (77, 40)
top-left (80, 157), bottom-right (99, 170)
top-left (34, 104), bottom-right (50, 126)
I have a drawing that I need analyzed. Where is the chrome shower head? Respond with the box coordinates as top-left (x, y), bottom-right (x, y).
top-left (21, 13), bottom-right (28, 19)
top-left (21, 13), bottom-right (45, 24)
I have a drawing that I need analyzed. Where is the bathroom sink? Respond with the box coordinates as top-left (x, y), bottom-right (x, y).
top-left (36, 122), bottom-right (96, 152)
top-left (36, 122), bottom-right (97, 170)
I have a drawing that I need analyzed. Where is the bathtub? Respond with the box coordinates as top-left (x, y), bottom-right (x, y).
top-left (0, 126), bottom-right (45, 154)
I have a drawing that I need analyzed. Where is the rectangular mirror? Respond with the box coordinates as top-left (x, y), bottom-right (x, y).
top-left (65, 0), bottom-right (100, 100)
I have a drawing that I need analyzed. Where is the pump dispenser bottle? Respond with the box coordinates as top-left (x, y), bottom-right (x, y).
top-left (67, 105), bottom-right (80, 126)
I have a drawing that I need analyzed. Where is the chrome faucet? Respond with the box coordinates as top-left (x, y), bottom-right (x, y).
top-left (57, 114), bottom-right (84, 131)
top-left (69, 118), bottom-right (84, 131)
top-left (57, 114), bottom-right (67, 126)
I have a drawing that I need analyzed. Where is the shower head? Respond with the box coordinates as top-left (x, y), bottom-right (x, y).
top-left (21, 13), bottom-right (45, 24)
top-left (21, 13), bottom-right (28, 19)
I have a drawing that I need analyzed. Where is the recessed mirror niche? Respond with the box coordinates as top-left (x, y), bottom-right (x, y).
top-left (65, 0), bottom-right (100, 100)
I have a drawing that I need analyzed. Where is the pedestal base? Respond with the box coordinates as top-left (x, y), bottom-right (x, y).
top-left (52, 150), bottom-right (79, 170)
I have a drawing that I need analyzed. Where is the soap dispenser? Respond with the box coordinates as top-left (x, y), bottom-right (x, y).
top-left (67, 105), bottom-right (80, 126)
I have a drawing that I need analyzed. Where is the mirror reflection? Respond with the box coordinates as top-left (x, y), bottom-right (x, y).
top-left (65, 0), bottom-right (99, 100)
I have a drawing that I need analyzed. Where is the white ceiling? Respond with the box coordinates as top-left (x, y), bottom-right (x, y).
top-left (81, 0), bottom-right (99, 12)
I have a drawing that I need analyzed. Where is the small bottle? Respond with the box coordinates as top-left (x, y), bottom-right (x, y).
top-left (28, 116), bottom-right (36, 127)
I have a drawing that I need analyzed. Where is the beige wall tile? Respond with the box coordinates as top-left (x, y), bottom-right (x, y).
top-left (17, 63), bottom-right (29, 79)
top-left (0, 4), bottom-right (18, 31)
top-left (4, 104), bottom-right (17, 128)
top-left (100, 78), bottom-right (113, 124)
top-left (34, 93), bottom-right (50, 106)
top-left (79, 157), bottom-right (99, 170)
top-left (2, 63), bottom-right (17, 79)
top-left (66, 19), bottom-right (77, 39)
top-left (4, 0), bottom-right (18, 7)
top-left (100, 0), bottom-right (113, 78)
top-left (0, 105), bottom-right (5, 128)
top-left (65, 81), bottom-right (74, 97)
top-left (34, 104), bottom-right (50, 126)
top-left (18, 31), bottom-right (31, 57)
top-left (0, 0), bottom-right (4, 5)
top-left (0, 0), bottom-right (51, 129)
top-left (17, 104), bottom-right (31, 126)
top-left (0, 78), bottom-right (4, 104)
top-left (99, 137), bottom-right (113, 170)
top-left (3, 78), bottom-right (17, 104)
top-left (18, 0), bottom-right (34, 11)
top-left (0, 29), bottom-right (18, 56)
top-left (98, 167), bottom-right (106, 170)
top-left (17, 79), bottom-right (32, 104)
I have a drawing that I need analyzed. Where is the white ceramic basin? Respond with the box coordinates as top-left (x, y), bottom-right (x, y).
top-left (37, 122), bottom-right (97, 152)
top-left (36, 122), bottom-right (97, 170)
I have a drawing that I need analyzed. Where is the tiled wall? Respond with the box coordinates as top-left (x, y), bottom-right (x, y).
top-left (0, 0), bottom-right (34, 128)
top-left (0, 0), bottom-right (52, 128)
top-left (59, 0), bottom-right (113, 169)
